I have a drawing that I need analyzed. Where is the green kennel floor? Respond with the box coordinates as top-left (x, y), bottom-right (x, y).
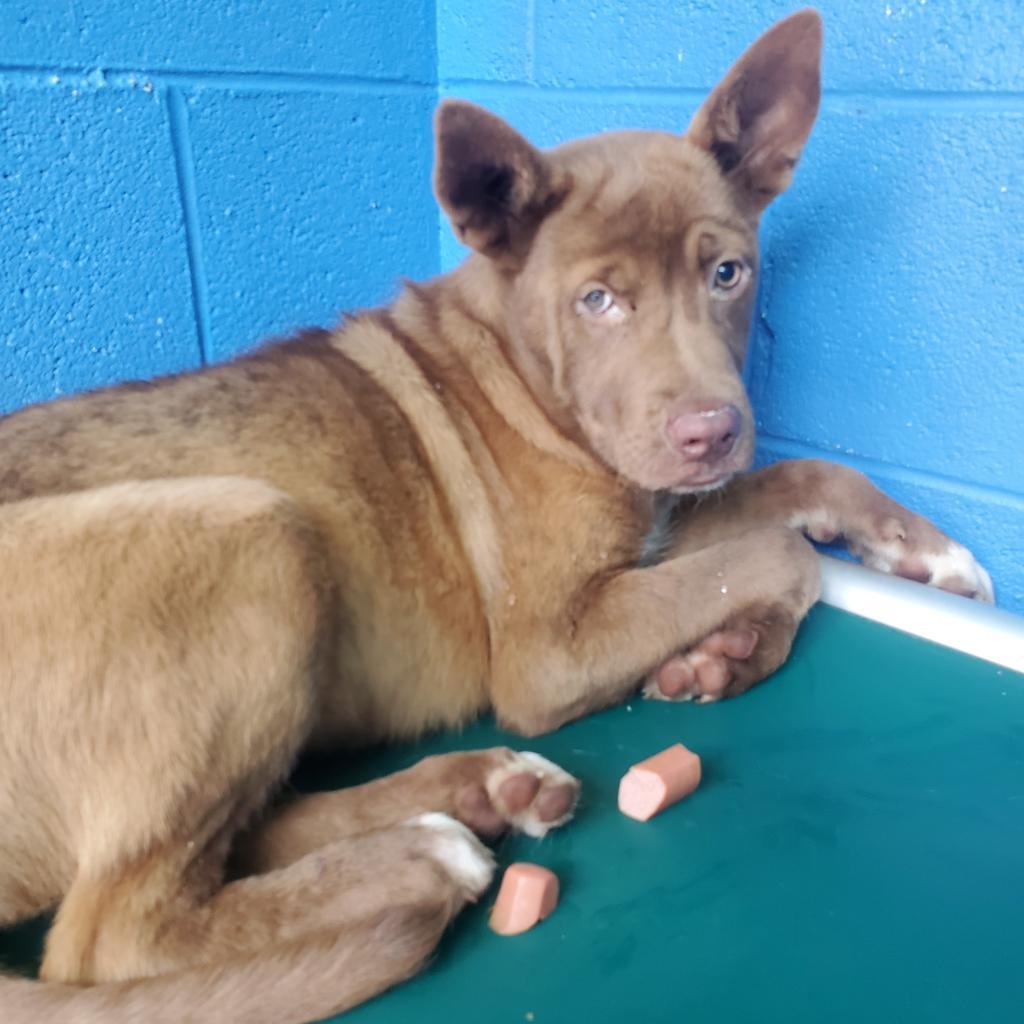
top-left (2, 604), bottom-right (1022, 1023)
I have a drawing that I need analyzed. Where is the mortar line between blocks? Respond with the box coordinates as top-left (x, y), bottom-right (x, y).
top-left (0, 63), bottom-right (435, 95)
top-left (757, 434), bottom-right (1024, 510)
top-left (167, 87), bottom-right (211, 366)
top-left (5, 62), bottom-right (1023, 110)
top-left (435, 79), bottom-right (1024, 113)
top-left (525, 0), bottom-right (536, 84)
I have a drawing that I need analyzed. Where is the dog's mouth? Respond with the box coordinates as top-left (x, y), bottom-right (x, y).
top-left (629, 453), bottom-right (742, 495)
top-left (667, 467), bottom-right (737, 495)
top-left (662, 440), bottom-right (752, 494)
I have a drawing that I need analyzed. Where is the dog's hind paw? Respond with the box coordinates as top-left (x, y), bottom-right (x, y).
top-left (414, 747), bottom-right (581, 841)
top-left (409, 812), bottom-right (496, 899)
top-left (480, 751), bottom-right (580, 839)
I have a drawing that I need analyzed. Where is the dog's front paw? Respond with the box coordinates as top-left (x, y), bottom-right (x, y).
top-left (643, 603), bottom-right (800, 704)
top-left (787, 466), bottom-right (994, 604)
top-left (643, 627), bottom-right (759, 704)
top-left (845, 511), bottom-right (993, 603)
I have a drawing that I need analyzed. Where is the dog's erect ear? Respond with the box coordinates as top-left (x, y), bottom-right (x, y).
top-left (687, 9), bottom-right (822, 211)
top-left (434, 100), bottom-right (568, 266)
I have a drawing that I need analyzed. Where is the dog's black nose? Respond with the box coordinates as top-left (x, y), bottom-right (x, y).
top-left (665, 404), bottom-right (742, 463)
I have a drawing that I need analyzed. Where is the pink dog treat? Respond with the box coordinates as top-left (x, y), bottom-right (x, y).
top-left (618, 743), bottom-right (702, 821)
top-left (489, 863), bottom-right (559, 936)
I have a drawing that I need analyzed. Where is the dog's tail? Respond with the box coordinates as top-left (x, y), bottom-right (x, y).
top-left (0, 901), bottom-right (449, 1024)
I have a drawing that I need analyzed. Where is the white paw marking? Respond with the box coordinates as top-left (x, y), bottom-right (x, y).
top-left (864, 539), bottom-right (994, 603)
top-left (788, 508), bottom-right (837, 542)
top-left (409, 812), bottom-right (495, 897)
top-left (486, 752), bottom-right (579, 839)
top-left (921, 542), bottom-right (994, 603)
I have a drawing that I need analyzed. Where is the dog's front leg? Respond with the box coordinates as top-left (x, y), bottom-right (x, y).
top-left (636, 458), bottom-right (993, 705)
top-left (671, 459), bottom-right (992, 601)
top-left (489, 526), bottom-right (820, 735)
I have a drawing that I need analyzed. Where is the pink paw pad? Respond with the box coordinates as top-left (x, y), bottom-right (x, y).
top-left (484, 753), bottom-right (581, 838)
top-left (648, 627), bottom-right (759, 702)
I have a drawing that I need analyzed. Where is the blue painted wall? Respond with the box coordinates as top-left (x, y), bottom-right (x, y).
top-left (0, 0), bottom-right (438, 403)
top-left (2, 3), bottom-right (1022, 614)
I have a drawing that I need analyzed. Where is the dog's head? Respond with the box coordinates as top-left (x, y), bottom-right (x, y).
top-left (434, 10), bottom-right (822, 494)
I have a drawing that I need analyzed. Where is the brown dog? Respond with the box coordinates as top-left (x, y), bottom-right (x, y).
top-left (0, 10), bottom-right (991, 1023)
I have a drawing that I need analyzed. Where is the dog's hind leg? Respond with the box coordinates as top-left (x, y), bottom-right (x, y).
top-left (45, 815), bottom-right (491, 985)
top-left (12, 478), bottom-right (485, 1016)
top-left (13, 826), bottom-right (484, 1024)
top-left (0, 476), bottom-right (328, 985)
top-left (233, 747), bottom-right (581, 876)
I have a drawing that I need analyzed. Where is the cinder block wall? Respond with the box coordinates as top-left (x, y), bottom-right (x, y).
top-left (438, 0), bottom-right (1024, 614)
top-left (3, 3), bottom-right (1022, 614)
top-left (0, 0), bottom-right (439, 407)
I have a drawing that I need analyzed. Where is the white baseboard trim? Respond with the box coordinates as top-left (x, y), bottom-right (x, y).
top-left (817, 555), bottom-right (1024, 675)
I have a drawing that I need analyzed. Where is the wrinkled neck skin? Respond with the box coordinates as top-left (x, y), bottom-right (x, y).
top-left (424, 253), bottom-right (666, 553)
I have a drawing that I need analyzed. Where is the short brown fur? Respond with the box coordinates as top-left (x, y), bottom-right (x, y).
top-left (0, 11), bottom-right (990, 1022)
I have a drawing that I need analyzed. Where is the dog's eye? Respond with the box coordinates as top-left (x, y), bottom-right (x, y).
top-left (713, 261), bottom-right (743, 290)
top-left (581, 288), bottom-right (613, 315)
